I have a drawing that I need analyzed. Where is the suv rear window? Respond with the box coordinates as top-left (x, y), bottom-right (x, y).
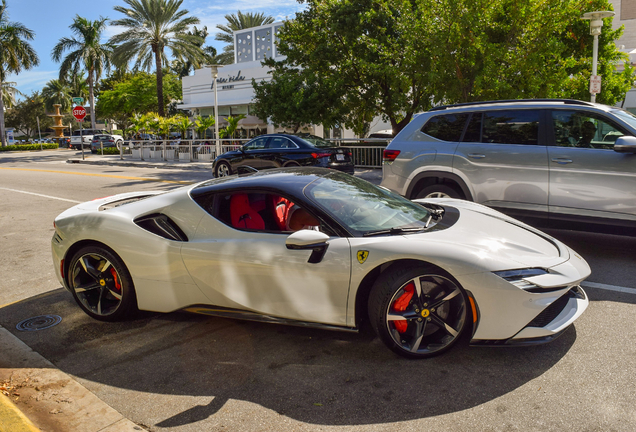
top-left (421, 114), bottom-right (468, 142)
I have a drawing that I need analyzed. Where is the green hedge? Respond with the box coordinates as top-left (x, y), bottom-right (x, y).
top-left (94, 147), bottom-right (120, 155)
top-left (0, 143), bottom-right (59, 152)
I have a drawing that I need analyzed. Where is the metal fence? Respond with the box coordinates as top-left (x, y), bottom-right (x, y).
top-left (106, 137), bottom-right (389, 168)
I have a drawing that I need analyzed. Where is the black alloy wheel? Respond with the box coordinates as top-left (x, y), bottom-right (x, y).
top-left (68, 245), bottom-right (137, 321)
top-left (369, 264), bottom-right (469, 358)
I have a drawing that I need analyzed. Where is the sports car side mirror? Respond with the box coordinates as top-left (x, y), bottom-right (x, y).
top-left (286, 230), bottom-right (330, 264)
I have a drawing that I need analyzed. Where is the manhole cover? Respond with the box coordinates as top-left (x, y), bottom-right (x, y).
top-left (16, 315), bottom-right (62, 331)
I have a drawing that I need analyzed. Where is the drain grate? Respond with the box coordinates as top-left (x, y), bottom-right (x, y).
top-left (16, 315), bottom-right (62, 331)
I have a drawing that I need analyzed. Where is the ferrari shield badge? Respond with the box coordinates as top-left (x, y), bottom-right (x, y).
top-left (357, 250), bottom-right (369, 264)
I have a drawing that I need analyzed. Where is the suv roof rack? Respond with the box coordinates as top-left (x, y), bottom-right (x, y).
top-left (429, 99), bottom-right (595, 112)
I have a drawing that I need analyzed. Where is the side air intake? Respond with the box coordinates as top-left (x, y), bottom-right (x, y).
top-left (134, 214), bottom-right (188, 242)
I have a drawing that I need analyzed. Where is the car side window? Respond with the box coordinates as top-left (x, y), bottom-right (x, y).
top-left (214, 192), bottom-right (321, 233)
top-left (268, 137), bottom-right (298, 149)
top-left (482, 110), bottom-right (540, 145)
top-left (421, 114), bottom-right (468, 141)
top-left (551, 110), bottom-right (625, 150)
top-left (243, 137), bottom-right (269, 151)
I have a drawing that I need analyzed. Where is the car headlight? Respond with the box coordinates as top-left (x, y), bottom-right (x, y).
top-left (493, 268), bottom-right (548, 290)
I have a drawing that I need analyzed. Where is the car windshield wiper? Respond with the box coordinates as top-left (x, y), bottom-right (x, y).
top-left (362, 227), bottom-right (428, 237)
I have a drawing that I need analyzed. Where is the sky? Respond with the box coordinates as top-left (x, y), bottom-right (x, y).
top-left (7, 0), bottom-right (306, 97)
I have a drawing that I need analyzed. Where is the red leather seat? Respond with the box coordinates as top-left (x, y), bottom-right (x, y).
top-left (271, 195), bottom-right (294, 230)
top-left (230, 194), bottom-right (265, 230)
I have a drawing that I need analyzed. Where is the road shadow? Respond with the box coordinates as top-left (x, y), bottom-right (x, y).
top-left (0, 288), bottom-right (580, 427)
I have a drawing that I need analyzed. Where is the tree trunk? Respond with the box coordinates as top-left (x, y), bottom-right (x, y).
top-left (155, 50), bottom-right (164, 117)
top-left (0, 94), bottom-right (5, 147)
top-left (89, 69), bottom-right (97, 130)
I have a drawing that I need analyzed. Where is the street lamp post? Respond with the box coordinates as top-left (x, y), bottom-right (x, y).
top-left (581, 11), bottom-right (615, 103)
top-left (206, 65), bottom-right (221, 157)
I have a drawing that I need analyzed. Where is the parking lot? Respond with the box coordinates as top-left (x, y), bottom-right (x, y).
top-left (1, 150), bottom-right (635, 431)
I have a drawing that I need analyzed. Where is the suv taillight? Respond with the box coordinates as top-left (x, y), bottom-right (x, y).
top-left (383, 149), bottom-right (400, 162)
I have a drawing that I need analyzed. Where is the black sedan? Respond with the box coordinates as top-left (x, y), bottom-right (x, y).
top-left (212, 134), bottom-right (354, 177)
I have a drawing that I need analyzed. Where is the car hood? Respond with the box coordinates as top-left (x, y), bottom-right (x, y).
top-left (410, 198), bottom-right (568, 270)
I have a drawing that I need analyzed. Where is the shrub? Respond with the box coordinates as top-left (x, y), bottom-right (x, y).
top-left (94, 147), bottom-right (120, 155)
top-left (0, 143), bottom-right (59, 152)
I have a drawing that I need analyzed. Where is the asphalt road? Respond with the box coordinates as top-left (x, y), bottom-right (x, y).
top-left (1, 149), bottom-right (635, 432)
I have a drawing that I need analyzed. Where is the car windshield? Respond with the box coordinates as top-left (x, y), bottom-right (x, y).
top-left (305, 173), bottom-right (434, 235)
top-left (610, 108), bottom-right (636, 131)
top-left (297, 135), bottom-right (335, 148)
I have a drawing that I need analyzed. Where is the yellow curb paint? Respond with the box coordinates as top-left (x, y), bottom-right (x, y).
top-left (0, 393), bottom-right (40, 432)
top-left (0, 167), bottom-right (193, 185)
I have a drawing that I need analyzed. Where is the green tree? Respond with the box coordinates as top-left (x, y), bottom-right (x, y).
top-left (1, 80), bottom-right (20, 109)
top-left (96, 71), bottom-right (182, 130)
top-left (269, 0), bottom-right (633, 136)
top-left (215, 11), bottom-right (274, 64)
top-left (173, 114), bottom-right (194, 138)
top-left (252, 67), bottom-right (344, 133)
top-left (52, 16), bottom-right (112, 130)
top-left (194, 115), bottom-right (215, 139)
top-left (0, 0), bottom-right (39, 146)
top-left (170, 26), bottom-right (217, 78)
top-left (5, 92), bottom-right (52, 138)
top-left (110, 0), bottom-right (205, 117)
top-left (267, 0), bottom-right (433, 134)
top-left (42, 79), bottom-right (72, 112)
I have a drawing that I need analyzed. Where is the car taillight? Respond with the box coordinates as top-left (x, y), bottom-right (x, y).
top-left (383, 149), bottom-right (400, 162)
top-left (311, 152), bottom-right (332, 159)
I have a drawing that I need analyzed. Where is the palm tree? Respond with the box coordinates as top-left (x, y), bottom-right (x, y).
top-left (170, 26), bottom-right (217, 78)
top-left (42, 79), bottom-right (72, 112)
top-left (173, 114), bottom-right (194, 138)
top-left (194, 115), bottom-right (215, 139)
top-left (0, 0), bottom-right (39, 146)
top-left (1, 81), bottom-right (20, 109)
top-left (52, 16), bottom-right (112, 130)
top-left (110, 0), bottom-right (206, 117)
top-left (215, 11), bottom-right (274, 65)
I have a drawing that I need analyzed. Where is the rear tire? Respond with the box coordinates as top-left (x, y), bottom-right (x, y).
top-left (67, 245), bottom-right (138, 322)
top-left (368, 264), bottom-right (468, 359)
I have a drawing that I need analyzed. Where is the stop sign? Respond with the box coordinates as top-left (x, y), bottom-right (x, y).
top-left (72, 106), bottom-right (86, 121)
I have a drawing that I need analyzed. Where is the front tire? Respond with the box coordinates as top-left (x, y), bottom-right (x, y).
top-left (215, 161), bottom-right (232, 177)
top-left (67, 245), bottom-right (138, 322)
top-left (368, 264), bottom-right (469, 358)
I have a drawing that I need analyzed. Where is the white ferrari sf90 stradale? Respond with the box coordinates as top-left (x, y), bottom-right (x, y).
top-left (52, 168), bottom-right (590, 358)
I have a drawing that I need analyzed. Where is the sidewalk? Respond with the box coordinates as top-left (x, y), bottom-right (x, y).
top-left (0, 327), bottom-right (144, 432)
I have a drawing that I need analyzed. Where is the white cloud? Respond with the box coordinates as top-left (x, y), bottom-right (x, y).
top-left (10, 70), bottom-right (59, 95)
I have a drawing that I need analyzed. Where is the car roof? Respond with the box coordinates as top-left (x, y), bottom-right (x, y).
top-left (191, 167), bottom-right (339, 198)
top-left (429, 99), bottom-right (609, 113)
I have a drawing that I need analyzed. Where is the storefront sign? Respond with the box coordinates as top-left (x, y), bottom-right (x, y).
top-left (218, 71), bottom-right (246, 84)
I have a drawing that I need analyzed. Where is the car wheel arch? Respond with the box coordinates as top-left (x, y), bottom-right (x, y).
top-left (406, 171), bottom-right (473, 201)
top-left (353, 258), bottom-right (476, 335)
top-left (63, 240), bottom-right (124, 286)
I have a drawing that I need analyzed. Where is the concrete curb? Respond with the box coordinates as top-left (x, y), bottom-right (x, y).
top-left (0, 326), bottom-right (144, 432)
top-left (67, 157), bottom-right (212, 171)
top-left (0, 392), bottom-right (40, 432)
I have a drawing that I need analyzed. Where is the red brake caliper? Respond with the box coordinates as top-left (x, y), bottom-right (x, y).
top-left (110, 268), bottom-right (121, 291)
top-left (391, 282), bottom-right (414, 333)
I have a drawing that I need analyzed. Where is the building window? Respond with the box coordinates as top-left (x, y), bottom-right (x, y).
top-left (231, 105), bottom-right (248, 116)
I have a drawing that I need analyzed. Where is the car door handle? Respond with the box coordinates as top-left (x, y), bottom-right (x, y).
top-left (467, 153), bottom-right (486, 159)
top-left (551, 158), bottom-right (573, 165)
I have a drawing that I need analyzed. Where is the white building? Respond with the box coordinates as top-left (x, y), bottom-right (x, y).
top-left (610, 0), bottom-right (636, 111)
top-left (177, 22), bottom-right (390, 139)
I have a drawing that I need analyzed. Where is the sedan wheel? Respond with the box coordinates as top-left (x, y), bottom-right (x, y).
top-left (68, 246), bottom-right (137, 321)
top-left (215, 161), bottom-right (232, 177)
top-left (369, 265), bottom-right (468, 358)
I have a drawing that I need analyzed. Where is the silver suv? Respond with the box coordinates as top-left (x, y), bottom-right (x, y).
top-left (380, 99), bottom-right (636, 234)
